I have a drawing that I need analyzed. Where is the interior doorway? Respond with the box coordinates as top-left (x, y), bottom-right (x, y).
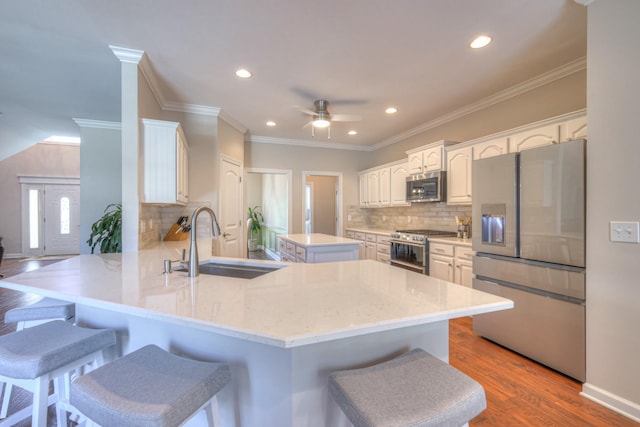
top-left (245, 168), bottom-right (292, 259)
top-left (302, 172), bottom-right (342, 236)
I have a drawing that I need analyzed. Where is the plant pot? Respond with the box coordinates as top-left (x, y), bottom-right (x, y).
top-left (248, 238), bottom-right (258, 252)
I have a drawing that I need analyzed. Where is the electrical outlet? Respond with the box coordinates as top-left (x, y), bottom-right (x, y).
top-left (610, 221), bottom-right (640, 243)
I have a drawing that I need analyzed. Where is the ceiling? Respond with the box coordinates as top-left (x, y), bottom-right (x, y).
top-left (0, 1), bottom-right (587, 156)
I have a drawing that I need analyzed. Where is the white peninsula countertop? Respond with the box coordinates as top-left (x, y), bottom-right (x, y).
top-left (0, 243), bottom-right (512, 427)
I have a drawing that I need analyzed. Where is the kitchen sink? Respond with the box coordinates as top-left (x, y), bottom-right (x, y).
top-left (176, 262), bottom-right (284, 279)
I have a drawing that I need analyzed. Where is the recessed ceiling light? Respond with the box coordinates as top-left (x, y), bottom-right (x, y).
top-left (266, 121), bottom-right (276, 127)
top-left (470, 35), bottom-right (492, 49)
top-left (348, 130), bottom-right (357, 136)
top-left (235, 68), bottom-right (252, 78)
top-left (385, 107), bottom-right (398, 114)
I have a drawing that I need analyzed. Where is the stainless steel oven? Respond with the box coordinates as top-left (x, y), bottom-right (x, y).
top-left (390, 230), bottom-right (456, 274)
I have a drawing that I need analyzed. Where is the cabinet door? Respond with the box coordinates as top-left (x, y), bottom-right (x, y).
top-left (455, 260), bottom-right (473, 288)
top-left (473, 137), bottom-right (509, 160)
top-left (509, 123), bottom-right (561, 152)
top-left (365, 242), bottom-right (377, 260)
top-left (176, 130), bottom-right (189, 204)
top-left (358, 173), bottom-right (369, 207)
top-left (447, 146), bottom-right (473, 204)
top-left (429, 254), bottom-right (454, 281)
top-left (423, 146), bottom-right (443, 171)
top-left (390, 163), bottom-right (409, 206)
top-left (407, 152), bottom-right (424, 174)
top-left (379, 167), bottom-right (391, 206)
top-left (367, 170), bottom-right (380, 207)
top-left (562, 116), bottom-right (587, 142)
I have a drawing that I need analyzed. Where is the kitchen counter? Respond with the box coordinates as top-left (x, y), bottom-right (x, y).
top-left (0, 242), bottom-right (511, 426)
top-left (277, 233), bottom-right (362, 263)
top-left (345, 227), bottom-right (395, 236)
top-left (428, 236), bottom-right (473, 246)
top-left (277, 232), bottom-right (362, 247)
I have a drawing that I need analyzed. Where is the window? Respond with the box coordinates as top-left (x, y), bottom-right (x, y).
top-left (60, 196), bottom-right (70, 234)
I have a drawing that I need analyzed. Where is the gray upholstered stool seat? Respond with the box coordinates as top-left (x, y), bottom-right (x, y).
top-left (5, 297), bottom-right (75, 326)
top-left (328, 348), bottom-right (486, 427)
top-left (1, 297), bottom-right (77, 418)
top-left (70, 344), bottom-right (232, 427)
top-left (0, 320), bottom-right (116, 427)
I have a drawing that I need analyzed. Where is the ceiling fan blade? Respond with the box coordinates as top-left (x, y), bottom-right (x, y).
top-left (303, 120), bottom-right (314, 129)
top-left (293, 105), bottom-right (318, 116)
top-left (331, 114), bottom-right (362, 122)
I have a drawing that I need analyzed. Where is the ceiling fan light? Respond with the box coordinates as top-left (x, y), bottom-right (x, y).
top-left (470, 35), bottom-right (492, 49)
top-left (313, 119), bottom-right (330, 128)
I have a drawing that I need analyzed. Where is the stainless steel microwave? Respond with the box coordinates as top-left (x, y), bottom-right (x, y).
top-left (406, 171), bottom-right (445, 203)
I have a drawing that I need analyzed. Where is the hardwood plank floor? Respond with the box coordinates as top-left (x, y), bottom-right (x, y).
top-left (450, 316), bottom-right (638, 426)
top-left (1, 257), bottom-right (638, 426)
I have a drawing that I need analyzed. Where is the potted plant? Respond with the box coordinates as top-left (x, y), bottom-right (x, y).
top-left (87, 203), bottom-right (122, 254)
top-left (247, 206), bottom-right (263, 252)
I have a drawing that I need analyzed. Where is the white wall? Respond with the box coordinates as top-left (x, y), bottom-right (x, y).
top-left (78, 124), bottom-right (121, 254)
top-left (581, 0), bottom-right (640, 420)
top-left (0, 143), bottom-right (80, 255)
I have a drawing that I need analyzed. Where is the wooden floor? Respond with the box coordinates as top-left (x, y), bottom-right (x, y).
top-left (0, 257), bottom-right (638, 426)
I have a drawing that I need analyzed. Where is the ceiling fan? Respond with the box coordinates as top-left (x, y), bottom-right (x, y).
top-left (296, 100), bottom-right (362, 138)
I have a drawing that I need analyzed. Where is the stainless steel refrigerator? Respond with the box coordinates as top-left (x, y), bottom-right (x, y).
top-left (471, 139), bottom-right (586, 381)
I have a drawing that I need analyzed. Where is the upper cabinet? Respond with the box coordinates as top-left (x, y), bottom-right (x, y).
top-left (508, 123), bottom-right (561, 152)
top-left (562, 116), bottom-right (587, 142)
top-left (446, 145), bottom-right (473, 205)
top-left (390, 162), bottom-right (409, 206)
top-left (141, 119), bottom-right (189, 205)
top-left (473, 137), bottom-right (509, 160)
top-left (406, 141), bottom-right (456, 174)
top-left (358, 172), bottom-right (369, 208)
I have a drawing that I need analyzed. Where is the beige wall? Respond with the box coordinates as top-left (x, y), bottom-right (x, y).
top-left (0, 143), bottom-right (80, 255)
top-left (582, 0), bottom-right (640, 419)
top-left (306, 175), bottom-right (337, 235)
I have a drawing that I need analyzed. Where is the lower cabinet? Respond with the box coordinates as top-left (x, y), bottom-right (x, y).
top-left (347, 229), bottom-right (391, 263)
top-left (429, 241), bottom-right (474, 287)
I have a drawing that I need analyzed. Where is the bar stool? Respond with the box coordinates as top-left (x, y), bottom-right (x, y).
top-left (328, 348), bottom-right (486, 427)
top-left (70, 344), bottom-right (232, 427)
top-left (1, 297), bottom-right (76, 418)
top-left (0, 320), bottom-right (116, 427)
top-left (4, 297), bottom-right (76, 331)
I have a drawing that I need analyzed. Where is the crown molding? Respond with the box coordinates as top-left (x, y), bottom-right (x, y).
top-left (109, 45), bottom-right (144, 64)
top-left (163, 102), bottom-right (220, 116)
top-left (218, 110), bottom-right (248, 134)
top-left (73, 119), bottom-right (121, 130)
top-left (371, 56), bottom-right (587, 150)
top-left (247, 135), bottom-right (373, 152)
top-left (574, 0), bottom-right (595, 6)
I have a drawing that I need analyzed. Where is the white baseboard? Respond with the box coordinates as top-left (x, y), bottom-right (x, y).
top-left (3, 253), bottom-right (24, 259)
top-left (581, 383), bottom-right (640, 423)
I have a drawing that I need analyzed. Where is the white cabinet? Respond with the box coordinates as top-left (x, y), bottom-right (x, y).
top-left (365, 233), bottom-right (377, 260)
top-left (473, 137), bottom-right (509, 160)
top-left (390, 162), bottom-right (409, 206)
top-left (454, 246), bottom-right (474, 288)
top-left (429, 241), bottom-right (474, 287)
top-left (379, 167), bottom-right (391, 206)
top-left (376, 234), bottom-right (391, 264)
top-left (446, 145), bottom-right (473, 205)
top-left (406, 141), bottom-right (455, 174)
top-left (408, 146), bottom-right (443, 174)
top-left (562, 116), bottom-right (587, 142)
top-left (367, 170), bottom-right (380, 207)
top-left (278, 235), bottom-right (360, 263)
top-left (142, 119), bottom-right (189, 205)
top-left (509, 123), bottom-right (561, 153)
top-left (429, 242), bottom-right (455, 282)
top-left (358, 172), bottom-right (369, 207)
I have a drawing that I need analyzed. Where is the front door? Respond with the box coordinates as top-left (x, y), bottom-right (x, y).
top-left (219, 155), bottom-right (243, 258)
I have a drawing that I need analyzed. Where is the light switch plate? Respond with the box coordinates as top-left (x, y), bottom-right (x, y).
top-left (610, 221), bottom-right (640, 243)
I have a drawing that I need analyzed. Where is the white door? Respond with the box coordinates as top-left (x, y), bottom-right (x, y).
top-left (219, 155), bottom-right (243, 258)
top-left (21, 179), bottom-right (80, 257)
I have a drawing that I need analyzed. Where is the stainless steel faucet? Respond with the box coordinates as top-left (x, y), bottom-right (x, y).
top-left (188, 206), bottom-right (221, 277)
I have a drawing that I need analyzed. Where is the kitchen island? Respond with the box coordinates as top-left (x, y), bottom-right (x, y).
top-left (0, 243), bottom-right (512, 427)
top-left (277, 233), bottom-right (362, 263)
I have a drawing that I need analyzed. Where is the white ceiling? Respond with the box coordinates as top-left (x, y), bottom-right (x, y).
top-left (0, 1), bottom-right (587, 155)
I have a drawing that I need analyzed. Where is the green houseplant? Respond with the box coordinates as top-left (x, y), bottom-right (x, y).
top-left (87, 203), bottom-right (122, 254)
top-left (247, 206), bottom-right (263, 252)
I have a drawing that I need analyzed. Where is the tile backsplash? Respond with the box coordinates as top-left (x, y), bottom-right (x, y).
top-left (346, 203), bottom-right (472, 232)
